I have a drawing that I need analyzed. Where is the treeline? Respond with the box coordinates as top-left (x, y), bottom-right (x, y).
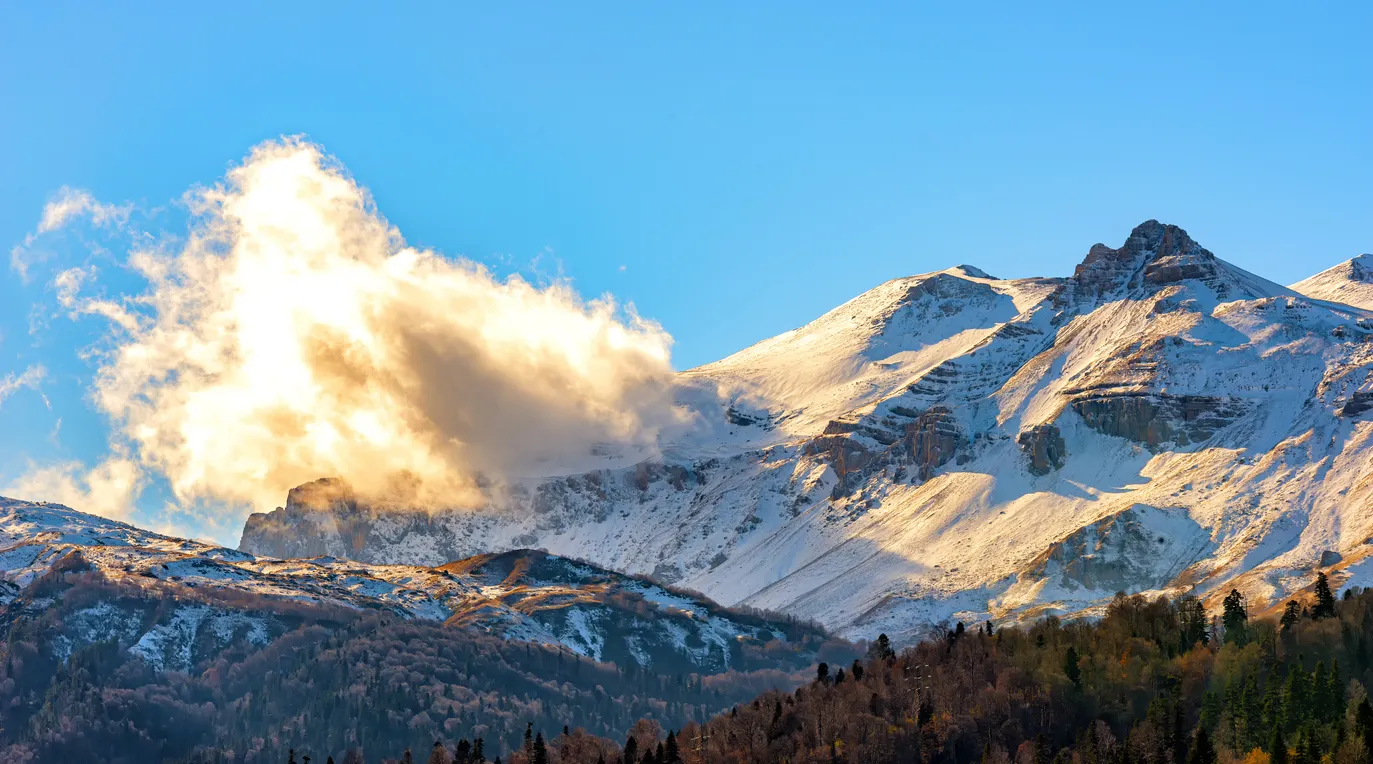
top-left (365, 573), bottom-right (1373, 764)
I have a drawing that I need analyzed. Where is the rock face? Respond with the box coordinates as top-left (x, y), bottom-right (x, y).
top-left (1018, 424), bottom-right (1067, 475)
top-left (1070, 393), bottom-right (1242, 448)
top-left (1019, 505), bottom-right (1211, 594)
top-left (905, 407), bottom-right (964, 479)
top-left (1339, 391), bottom-right (1373, 417)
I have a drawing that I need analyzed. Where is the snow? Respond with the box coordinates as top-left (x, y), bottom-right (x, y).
top-left (235, 223), bottom-right (1373, 645)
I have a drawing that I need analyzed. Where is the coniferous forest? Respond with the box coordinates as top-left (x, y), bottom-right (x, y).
top-left (10, 572), bottom-right (1373, 764)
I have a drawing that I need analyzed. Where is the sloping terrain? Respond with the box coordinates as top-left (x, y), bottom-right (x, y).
top-left (240, 221), bottom-right (1373, 644)
top-left (0, 497), bottom-right (828, 675)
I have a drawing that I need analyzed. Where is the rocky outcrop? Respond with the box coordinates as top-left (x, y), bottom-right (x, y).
top-left (1022, 505), bottom-right (1210, 593)
top-left (1339, 391), bottom-right (1373, 417)
top-left (1070, 393), bottom-right (1242, 448)
top-left (905, 407), bottom-right (964, 479)
top-left (1018, 424), bottom-right (1066, 475)
top-left (1065, 221), bottom-right (1231, 304)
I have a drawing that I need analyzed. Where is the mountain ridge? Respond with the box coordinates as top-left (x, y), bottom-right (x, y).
top-left (231, 219), bottom-right (1373, 643)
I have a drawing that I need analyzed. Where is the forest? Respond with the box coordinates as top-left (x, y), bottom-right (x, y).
top-left (326, 573), bottom-right (1373, 764)
top-left (8, 564), bottom-right (1373, 764)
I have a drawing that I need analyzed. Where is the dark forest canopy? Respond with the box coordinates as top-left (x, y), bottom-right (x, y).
top-left (8, 571), bottom-right (1373, 764)
top-left (357, 574), bottom-right (1373, 764)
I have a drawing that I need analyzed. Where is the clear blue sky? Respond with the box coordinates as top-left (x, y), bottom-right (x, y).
top-left (1, 2), bottom-right (1369, 536)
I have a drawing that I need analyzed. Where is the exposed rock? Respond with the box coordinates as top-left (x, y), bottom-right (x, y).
top-left (1066, 220), bottom-right (1227, 303)
top-left (1320, 549), bottom-right (1343, 567)
top-left (1070, 393), bottom-right (1242, 448)
top-left (1339, 391), bottom-right (1373, 417)
top-left (905, 407), bottom-right (963, 480)
top-left (1021, 505), bottom-right (1210, 593)
top-left (1018, 424), bottom-right (1067, 475)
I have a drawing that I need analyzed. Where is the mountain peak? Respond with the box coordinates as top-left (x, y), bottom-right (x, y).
top-left (1071, 220), bottom-right (1217, 300)
top-left (1291, 253), bottom-right (1373, 310)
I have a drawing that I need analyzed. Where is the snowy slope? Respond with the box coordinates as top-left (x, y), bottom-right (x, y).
top-left (1291, 254), bottom-right (1373, 310)
top-left (235, 221), bottom-right (1373, 644)
top-left (0, 497), bottom-right (825, 674)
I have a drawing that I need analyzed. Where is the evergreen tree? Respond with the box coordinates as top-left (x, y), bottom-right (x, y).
top-left (1270, 728), bottom-right (1288, 764)
top-left (1314, 573), bottom-right (1337, 619)
top-left (623, 733), bottom-right (638, 764)
top-left (455, 739), bottom-right (471, 764)
top-left (532, 732), bottom-right (549, 764)
top-left (1187, 727), bottom-right (1216, 764)
top-left (1355, 698), bottom-right (1373, 761)
top-left (1223, 589), bottom-right (1250, 646)
top-left (473, 738), bottom-right (486, 764)
top-left (816, 662), bottom-right (830, 683)
top-left (665, 731), bottom-right (681, 764)
top-left (1064, 646), bottom-right (1082, 689)
top-left (1281, 601), bottom-right (1302, 632)
top-left (288, 750), bottom-right (297, 764)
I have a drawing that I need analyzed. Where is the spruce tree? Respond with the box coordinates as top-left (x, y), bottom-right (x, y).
top-left (532, 733), bottom-right (549, 764)
top-left (1187, 728), bottom-right (1216, 764)
top-left (1270, 728), bottom-right (1288, 764)
top-left (1223, 590), bottom-right (1249, 646)
top-left (1064, 646), bottom-right (1082, 689)
top-left (665, 731), bottom-right (681, 764)
top-left (1314, 573), bottom-right (1337, 619)
top-left (1281, 601), bottom-right (1302, 632)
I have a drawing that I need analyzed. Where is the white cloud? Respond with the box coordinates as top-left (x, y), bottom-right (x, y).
top-left (0, 365), bottom-right (46, 409)
top-left (3, 453), bottom-right (142, 521)
top-left (61, 137), bottom-right (685, 514)
top-left (38, 187), bottom-right (130, 234)
top-left (51, 266), bottom-right (141, 332)
top-left (10, 187), bottom-right (132, 281)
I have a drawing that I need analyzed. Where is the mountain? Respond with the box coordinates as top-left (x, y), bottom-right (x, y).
top-left (1291, 253), bottom-right (1373, 310)
top-left (0, 496), bottom-right (833, 676)
top-left (241, 221), bottom-right (1373, 645)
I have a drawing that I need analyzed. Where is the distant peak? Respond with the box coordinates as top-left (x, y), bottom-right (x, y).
top-left (946, 264), bottom-right (996, 280)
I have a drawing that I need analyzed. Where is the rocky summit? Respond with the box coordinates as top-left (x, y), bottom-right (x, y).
top-left (241, 221), bottom-right (1373, 644)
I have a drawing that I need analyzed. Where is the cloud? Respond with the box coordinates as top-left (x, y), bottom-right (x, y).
top-left (69, 137), bottom-right (683, 514)
top-left (38, 188), bottom-right (131, 234)
top-left (10, 187), bottom-right (132, 280)
top-left (0, 365), bottom-right (46, 409)
top-left (3, 454), bottom-right (142, 521)
top-left (52, 266), bottom-right (141, 332)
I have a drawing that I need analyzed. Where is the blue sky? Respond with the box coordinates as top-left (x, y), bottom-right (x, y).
top-left (1, 2), bottom-right (1370, 539)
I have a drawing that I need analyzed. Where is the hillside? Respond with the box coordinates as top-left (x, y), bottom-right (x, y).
top-left (241, 221), bottom-right (1373, 645)
top-left (0, 496), bottom-right (835, 676)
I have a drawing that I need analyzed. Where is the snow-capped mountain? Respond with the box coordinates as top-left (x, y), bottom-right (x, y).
top-left (1292, 254), bottom-right (1373, 310)
top-left (241, 221), bottom-right (1373, 644)
top-left (0, 496), bottom-right (828, 674)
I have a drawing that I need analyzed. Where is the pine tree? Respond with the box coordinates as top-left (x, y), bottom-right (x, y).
top-left (1281, 601), bottom-right (1302, 632)
top-left (665, 731), bottom-right (681, 764)
top-left (1224, 590), bottom-right (1250, 646)
top-left (532, 732), bottom-right (549, 764)
top-left (1064, 646), bottom-right (1082, 689)
top-left (623, 733), bottom-right (638, 764)
top-left (1270, 728), bottom-right (1288, 764)
top-left (1314, 573), bottom-right (1337, 619)
top-left (288, 750), bottom-right (297, 764)
top-left (1187, 728), bottom-right (1216, 764)
top-left (455, 739), bottom-right (471, 764)
top-left (473, 738), bottom-right (486, 764)
top-left (816, 663), bottom-right (830, 683)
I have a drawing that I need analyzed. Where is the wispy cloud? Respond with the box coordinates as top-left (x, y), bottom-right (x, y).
top-left (10, 187), bottom-right (132, 281)
top-left (0, 365), bottom-right (46, 409)
top-left (2, 452), bottom-right (142, 520)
